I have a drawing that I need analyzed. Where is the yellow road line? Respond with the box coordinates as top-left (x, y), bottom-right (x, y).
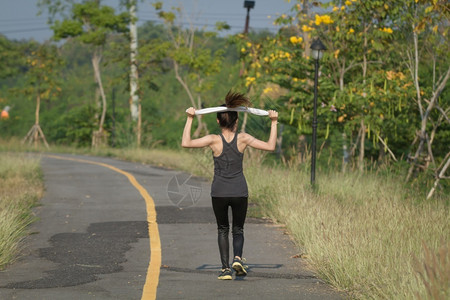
top-left (46, 155), bottom-right (161, 300)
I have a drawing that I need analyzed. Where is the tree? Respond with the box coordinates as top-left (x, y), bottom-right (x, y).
top-left (43, 0), bottom-right (129, 147)
top-left (22, 42), bottom-right (63, 148)
top-left (152, 2), bottom-right (228, 137)
top-left (128, 0), bottom-right (140, 145)
top-left (400, 0), bottom-right (450, 182)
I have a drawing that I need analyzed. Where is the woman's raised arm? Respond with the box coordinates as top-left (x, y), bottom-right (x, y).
top-left (242, 110), bottom-right (278, 151)
top-left (181, 107), bottom-right (215, 148)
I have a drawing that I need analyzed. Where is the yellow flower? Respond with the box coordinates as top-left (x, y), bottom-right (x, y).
top-left (263, 87), bottom-right (273, 94)
top-left (386, 70), bottom-right (396, 80)
top-left (315, 14), bottom-right (333, 25)
top-left (334, 49), bottom-right (340, 59)
top-left (246, 42), bottom-right (252, 47)
top-left (315, 14), bottom-right (322, 26)
top-left (345, 0), bottom-right (352, 5)
top-left (336, 26), bottom-right (340, 32)
top-left (302, 25), bottom-right (312, 32)
top-left (321, 15), bottom-right (333, 24)
top-left (263, 57), bottom-right (269, 62)
top-left (380, 27), bottom-right (393, 34)
top-left (290, 36), bottom-right (303, 44)
top-left (348, 28), bottom-right (355, 34)
top-left (245, 77), bottom-right (256, 87)
top-left (341, 6), bottom-right (346, 10)
top-left (332, 6), bottom-right (339, 12)
top-left (241, 48), bottom-right (246, 53)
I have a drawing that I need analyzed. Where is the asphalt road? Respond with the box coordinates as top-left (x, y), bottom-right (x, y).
top-left (0, 154), bottom-right (342, 299)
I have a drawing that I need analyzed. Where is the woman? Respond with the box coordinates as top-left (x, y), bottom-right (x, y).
top-left (181, 91), bottom-right (278, 280)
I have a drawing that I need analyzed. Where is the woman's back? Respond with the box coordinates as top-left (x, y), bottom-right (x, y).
top-left (211, 132), bottom-right (248, 198)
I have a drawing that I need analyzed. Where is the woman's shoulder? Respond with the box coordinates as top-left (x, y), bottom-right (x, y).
top-left (238, 132), bottom-right (254, 143)
top-left (209, 134), bottom-right (222, 142)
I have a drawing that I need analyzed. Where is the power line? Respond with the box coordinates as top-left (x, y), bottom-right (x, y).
top-left (0, 17), bottom-right (47, 22)
top-left (138, 18), bottom-right (279, 32)
top-left (1, 27), bottom-right (51, 34)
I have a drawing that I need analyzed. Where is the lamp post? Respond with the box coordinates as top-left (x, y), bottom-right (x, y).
top-left (243, 1), bottom-right (255, 34)
top-left (310, 38), bottom-right (326, 185)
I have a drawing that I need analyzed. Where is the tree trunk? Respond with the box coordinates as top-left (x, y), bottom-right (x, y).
top-left (91, 49), bottom-right (108, 147)
top-left (302, 0), bottom-right (310, 59)
top-left (34, 91), bottom-right (41, 149)
top-left (362, 21), bottom-right (368, 85)
top-left (22, 89), bottom-right (49, 149)
top-left (92, 50), bottom-right (106, 132)
top-left (407, 66), bottom-right (450, 181)
top-left (342, 132), bottom-right (349, 172)
top-left (358, 119), bottom-right (365, 172)
top-left (173, 61), bottom-right (204, 137)
top-left (129, 0), bottom-right (140, 123)
top-left (137, 102), bottom-right (142, 147)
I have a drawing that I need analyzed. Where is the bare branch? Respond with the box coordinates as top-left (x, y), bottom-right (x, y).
top-left (377, 134), bottom-right (397, 162)
top-left (427, 153), bottom-right (450, 199)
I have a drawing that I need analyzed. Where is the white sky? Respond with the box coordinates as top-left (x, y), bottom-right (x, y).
top-left (0, 0), bottom-right (307, 42)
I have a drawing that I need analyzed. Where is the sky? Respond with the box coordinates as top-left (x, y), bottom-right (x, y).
top-left (0, 0), bottom-right (303, 42)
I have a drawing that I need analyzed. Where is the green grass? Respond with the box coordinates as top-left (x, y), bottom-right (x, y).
top-left (1, 138), bottom-right (449, 299)
top-left (0, 152), bottom-right (43, 270)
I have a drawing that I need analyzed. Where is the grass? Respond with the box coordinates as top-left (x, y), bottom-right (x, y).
top-left (0, 152), bottom-right (43, 270)
top-left (244, 161), bottom-right (449, 299)
top-left (1, 138), bottom-right (448, 299)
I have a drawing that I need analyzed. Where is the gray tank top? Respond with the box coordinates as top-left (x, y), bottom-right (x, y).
top-left (211, 133), bottom-right (248, 197)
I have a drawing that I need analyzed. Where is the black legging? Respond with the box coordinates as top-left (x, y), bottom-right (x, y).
top-left (212, 196), bottom-right (248, 269)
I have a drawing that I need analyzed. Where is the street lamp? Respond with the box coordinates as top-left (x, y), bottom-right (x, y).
top-left (310, 38), bottom-right (326, 185)
top-left (243, 1), bottom-right (255, 34)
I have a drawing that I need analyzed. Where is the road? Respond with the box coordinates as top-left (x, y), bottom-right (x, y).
top-left (0, 154), bottom-right (342, 299)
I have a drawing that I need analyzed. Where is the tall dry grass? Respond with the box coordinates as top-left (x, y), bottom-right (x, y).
top-left (0, 153), bottom-right (43, 270)
top-left (244, 158), bottom-right (449, 299)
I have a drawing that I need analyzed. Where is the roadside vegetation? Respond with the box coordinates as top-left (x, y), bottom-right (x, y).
top-left (2, 139), bottom-right (448, 299)
top-left (0, 152), bottom-right (43, 270)
top-left (0, 0), bottom-right (448, 298)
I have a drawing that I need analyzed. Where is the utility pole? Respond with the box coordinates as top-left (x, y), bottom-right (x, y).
top-left (240, 1), bottom-right (255, 133)
top-left (129, 0), bottom-right (141, 146)
top-left (243, 1), bottom-right (255, 34)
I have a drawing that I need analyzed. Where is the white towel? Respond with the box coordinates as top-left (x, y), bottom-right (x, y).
top-left (187, 106), bottom-right (269, 116)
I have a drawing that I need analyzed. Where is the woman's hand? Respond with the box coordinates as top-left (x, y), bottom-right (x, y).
top-left (268, 110), bottom-right (278, 121)
top-left (186, 107), bottom-right (196, 117)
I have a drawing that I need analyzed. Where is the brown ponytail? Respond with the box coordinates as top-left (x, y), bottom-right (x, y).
top-left (217, 91), bottom-right (252, 130)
